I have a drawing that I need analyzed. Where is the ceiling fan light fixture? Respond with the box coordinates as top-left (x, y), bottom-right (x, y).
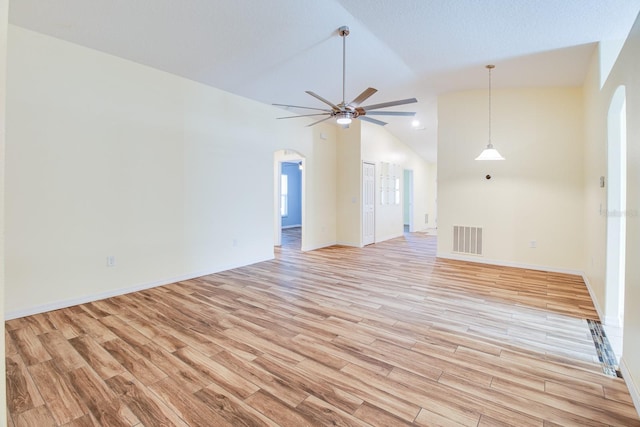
top-left (336, 112), bottom-right (353, 125)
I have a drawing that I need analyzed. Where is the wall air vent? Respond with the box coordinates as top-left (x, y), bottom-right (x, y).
top-left (453, 226), bottom-right (483, 255)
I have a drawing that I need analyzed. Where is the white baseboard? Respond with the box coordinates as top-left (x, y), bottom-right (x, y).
top-left (308, 234), bottom-right (405, 250)
top-left (5, 254), bottom-right (274, 320)
top-left (603, 315), bottom-right (622, 328)
top-left (436, 253), bottom-right (584, 276)
top-left (581, 274), bottom-right (605, 322)
top-left (301, 241), bottom-right (339, 252)
top-left (332, 233), bottom-right (404, 249)
top-left (620, 357), bottom-right (640, 417)
top-left (334, 241), bottom-right (360, 248)
top-left (417, 227), bottom-right (438, 234)
top-left (375, 233), bottom-right (404, 244)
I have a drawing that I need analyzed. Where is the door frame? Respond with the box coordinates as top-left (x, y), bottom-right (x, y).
top-left (605, 86), bottom-right (627, 328)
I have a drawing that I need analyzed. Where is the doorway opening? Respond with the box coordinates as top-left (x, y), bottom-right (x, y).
top-left (605, 85), bottom-right (627, 359)
top-left (274, 150), bottom-right (305, 251)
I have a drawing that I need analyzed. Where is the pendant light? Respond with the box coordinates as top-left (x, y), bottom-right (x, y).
top-left (475, 65), bottom-right (505, 160)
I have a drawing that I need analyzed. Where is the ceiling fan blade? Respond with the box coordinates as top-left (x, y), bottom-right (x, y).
top-left (306, 116), bottom-right (334, 127)
top-left (361, 98), bottom-right (418, 111)
top-left (272, 103), bottom-right (332, 112)
top-left (365, 111), bottom-right (416, 117)
top-left (306, 91), bottom-right (340, 111)
top-left (348, 87), bottom-right (378, 107)
top-left (277, 113), bottom-right (331, 120)
top-left (359, 116), bottom-right (387, 126)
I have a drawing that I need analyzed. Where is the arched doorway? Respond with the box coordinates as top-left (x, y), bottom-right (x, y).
top-left (273, 149), bottom-right (305, 250)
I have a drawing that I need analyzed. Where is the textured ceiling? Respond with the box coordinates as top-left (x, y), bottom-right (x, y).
top-left (9, 0), bottom-right (640, 161)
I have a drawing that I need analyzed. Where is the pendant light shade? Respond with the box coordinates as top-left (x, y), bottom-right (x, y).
top-left (475, 65), bottom-right (505, 161)
top-left (475, 143), bottom-right (505, 160)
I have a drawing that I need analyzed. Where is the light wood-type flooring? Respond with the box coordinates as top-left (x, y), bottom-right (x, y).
top-left (6, 229), bottom-right (640, 426)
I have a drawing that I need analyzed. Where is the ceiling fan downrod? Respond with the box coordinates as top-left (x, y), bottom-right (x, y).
top-left (339, 26), bottom-right (349, 106)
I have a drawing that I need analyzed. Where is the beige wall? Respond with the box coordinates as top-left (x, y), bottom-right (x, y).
top-left (335, 120), bottom-right (436, 247)
top-left (5, 25), bottom-right (434, 317)
top-left (437, 87), bottom-right (585, 271)
top-left (0, 0), bottom-right (8, 419)
top-left (305, 126), bottom-right (339, 251)
top-left (427, 164), bottom-right (437, 228)
top-left (437, 13), bottom-right (640, 409)
top-left (5, 26), bottom-right (339, 317)
top-left (583, 13), bottom-right (640, 410)
top-left (582, 48), bottom-right (609, 318)
top-left (361, 123), bottom-right (435, 242)
top-left (336, 121), bottom-right (362, 246)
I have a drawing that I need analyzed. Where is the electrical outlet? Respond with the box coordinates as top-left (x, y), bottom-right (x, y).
top-left (106, 256), bottom-right (116, 267)
top-left (529, 241), bottom-right (537, 249)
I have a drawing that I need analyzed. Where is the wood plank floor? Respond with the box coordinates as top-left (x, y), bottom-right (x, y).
top-left (6, 229), bottom-right (640, 426)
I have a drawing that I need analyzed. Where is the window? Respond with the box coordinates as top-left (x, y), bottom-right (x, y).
top-left (281, 174), bottom-right (288, 217)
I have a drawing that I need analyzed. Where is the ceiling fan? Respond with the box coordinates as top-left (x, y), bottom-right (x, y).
top-left (274, 26), bottom-right (417, 127)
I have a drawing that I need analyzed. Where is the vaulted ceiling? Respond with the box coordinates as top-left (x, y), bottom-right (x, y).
top-left (9, 0), bottom-right (640, 161)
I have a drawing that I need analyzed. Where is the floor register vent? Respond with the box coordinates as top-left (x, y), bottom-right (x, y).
top-left (453, 226), bottom-right (483, 255)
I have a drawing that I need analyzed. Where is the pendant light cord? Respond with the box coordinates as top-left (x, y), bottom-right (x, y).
top-left (487, 64), bottom-right (495, 146)
top-left (476, 64), bottom-right (504, 160)
top-left (488, 65), bottom-right (492, 145)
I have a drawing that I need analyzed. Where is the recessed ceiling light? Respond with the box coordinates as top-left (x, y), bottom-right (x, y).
top-left (411, 119), bottom-right (420, 127)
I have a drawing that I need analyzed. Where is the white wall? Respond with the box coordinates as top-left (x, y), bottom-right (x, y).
top-left (437, 87), bottom-right (585, 271)
top-left (0, 0), bottom-right (8, 419)
top-left (583, 13), bottom-right (640, 411)
top-left (5, 26), bottom-right (338, 317)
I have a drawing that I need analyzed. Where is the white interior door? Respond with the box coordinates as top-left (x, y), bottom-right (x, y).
top-left (363, 162), bottom-right (375, 245)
